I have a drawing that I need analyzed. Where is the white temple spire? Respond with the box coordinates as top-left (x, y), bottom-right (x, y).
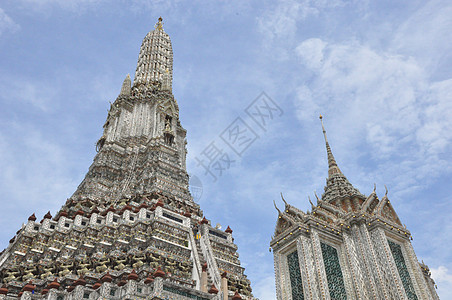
top-left (133, 17), bottom-right (173, 89)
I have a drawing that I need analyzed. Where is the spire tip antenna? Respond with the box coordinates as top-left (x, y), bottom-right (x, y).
top-left (319, 114), bottom-right (342, 177)
top-left (319, 114), bottom-right (327, 141)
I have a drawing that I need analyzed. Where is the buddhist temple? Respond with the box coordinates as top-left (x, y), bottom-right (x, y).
top-left (270, 116), bottom-right (439, 300)
top-left (0, 18), bottom-right (255, 300)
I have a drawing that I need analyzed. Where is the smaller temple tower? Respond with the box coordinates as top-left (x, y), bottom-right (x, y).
top-left (270, 116), bottom-right (439, 300)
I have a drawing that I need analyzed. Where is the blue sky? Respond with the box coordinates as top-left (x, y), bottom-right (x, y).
top-left (1, 1), bottom-right (451, 299)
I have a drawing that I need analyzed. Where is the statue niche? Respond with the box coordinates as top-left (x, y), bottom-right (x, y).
top-left (164, 115), bottom-right (174, 146)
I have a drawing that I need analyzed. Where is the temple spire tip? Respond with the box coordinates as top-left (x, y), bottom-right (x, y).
top-left (134, 17), bottom-right (172, 88)
top-left (319, 115), bottom-right (341, 177)
top-left (156, 17), bottom-right (163, 30)
top-left (319, 114), bottom-right (328, 142)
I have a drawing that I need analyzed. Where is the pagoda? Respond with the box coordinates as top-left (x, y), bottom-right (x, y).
top-left (270, 116), bottom-right (439, 300)
top-left (0, 18), bottom-right (255, 300)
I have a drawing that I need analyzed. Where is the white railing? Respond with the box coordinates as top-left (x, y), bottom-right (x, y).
top-left (200, 234), bottom-right (221, 292)
top-left (188, 228), bottom-right (203, 285)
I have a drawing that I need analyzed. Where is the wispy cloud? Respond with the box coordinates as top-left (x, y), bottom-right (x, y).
top-left (0, 8), bottom-right (19, 36)
top-left (257, 0), bottom-right (347, 41)
top-left (18, 0), bottom-right (104, 10)
top-left (252, 275), bottom-right (276, 300)
top-left (431, 265), bottom-right (452, 299)
top-left (0, 76), bottom-right (57, 112)
top-left (294, 37), bottom-right (452, 196)
top-left (0, 123), bottom-right (79, 249)
top-left (392, 0), bottom-right (452, 78)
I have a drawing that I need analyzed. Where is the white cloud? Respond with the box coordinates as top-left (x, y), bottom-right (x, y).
top-left (253, 275), bottom-right (276, 300)
top-left (256, 0), bottom-right (329, 60)
top-left (0, 123), bottom-right (80, 249)
top-left (0, 8), bottom-right (19, 36)
top-left (416, 79), bottom-right (452, 155)
top-left (295, 38), bottom-right (327, 70)
top-left (0, 125), bottom-right (76, 207)
top-left (257, 0), bottom-right (308, 41)
top-left (129, 0), bottom-right (183, 13)
top-left (257, 0), bottom-right (348, 41)
top-left (13, 0), bottom-right (106, 14)
top-left (431, 266), bottom-right (452, 299)
top-left (294, 38), bottom-right (452, 195)
top-left (20, 0), bottom-right (103, 7)
top-left (0, 76), bottom-right (57, 112)
top-left (295, 85), bottom-right (319, 122)
top-left (392, 0), bottom-right (452, 78)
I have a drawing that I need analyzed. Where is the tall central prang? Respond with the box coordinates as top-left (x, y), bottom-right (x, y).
top-left (73, 17), bottom-right (192, 212)
top-left (0, 18), bottom-right (255, 300)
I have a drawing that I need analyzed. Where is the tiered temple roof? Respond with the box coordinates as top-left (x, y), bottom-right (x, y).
top-left (272, 116), bottom-right (409, 245)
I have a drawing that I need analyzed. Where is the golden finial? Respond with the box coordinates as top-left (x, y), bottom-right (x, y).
top-left (319, 114), bottom-right (323, 120)
top-left (156, 17), bottom-right (163, 30)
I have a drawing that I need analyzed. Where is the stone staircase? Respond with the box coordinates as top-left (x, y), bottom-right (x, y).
top-left (195, 236), bottom-right (214, 289)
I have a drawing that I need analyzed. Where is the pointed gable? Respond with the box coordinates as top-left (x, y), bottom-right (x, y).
top-left (274, 215), bottom-right (293, 237)
top-left (376, 196), bottom-right (402, 225)
top-left (362, 191), bottom-right (380, 214)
